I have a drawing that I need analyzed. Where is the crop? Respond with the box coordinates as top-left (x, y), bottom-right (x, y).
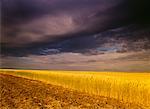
top-left (0, 69), bottom-right (150, 108)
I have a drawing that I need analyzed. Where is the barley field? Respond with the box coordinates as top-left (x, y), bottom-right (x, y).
top-left (0, 69), bottom-right (150, 109)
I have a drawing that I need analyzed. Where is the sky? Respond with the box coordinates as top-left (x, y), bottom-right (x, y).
top-left (1, 0), bottom-right (150, 71)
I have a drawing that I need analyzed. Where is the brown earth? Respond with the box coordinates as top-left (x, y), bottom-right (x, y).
top-left (0, 74), bottom-right (143, 109)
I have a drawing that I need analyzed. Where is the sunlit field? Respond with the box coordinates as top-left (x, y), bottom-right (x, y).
top-left (0, 69), bottom-right (150, 108)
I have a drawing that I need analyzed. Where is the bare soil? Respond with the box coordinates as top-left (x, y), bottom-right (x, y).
top-left (0, 74), bottom-right (143, 109)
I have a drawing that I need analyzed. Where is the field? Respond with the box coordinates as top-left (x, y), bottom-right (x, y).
top-left (0, 69), bottom-right (150, 109)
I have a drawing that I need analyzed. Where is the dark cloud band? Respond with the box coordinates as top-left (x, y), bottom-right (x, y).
top-left (1, 0), bottom-right (150, 55)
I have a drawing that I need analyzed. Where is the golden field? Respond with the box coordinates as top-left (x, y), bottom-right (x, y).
top-left (0, 69), bottom-right (150, 109)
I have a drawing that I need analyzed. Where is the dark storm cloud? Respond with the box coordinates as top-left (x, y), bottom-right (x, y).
top-left (1, 0), bottom-right (150, 55)
top-left (1, 0), bottom-right (150, 71)
top-left (2, 24), bottom-right (150, 57)
top-left (1, 0), bottom-right (115, 25)
top-left (1, 0), bottom-right (134, 47)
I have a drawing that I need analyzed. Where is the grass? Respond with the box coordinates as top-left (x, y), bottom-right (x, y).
top-left (0, 69), bottom-right (150, 108)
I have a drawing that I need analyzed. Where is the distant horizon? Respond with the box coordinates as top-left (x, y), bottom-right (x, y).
top-left (1, 68), bottom-right (150, 73)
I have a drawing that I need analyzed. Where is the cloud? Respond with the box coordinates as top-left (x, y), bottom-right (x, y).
top-left (2, 15), bottom-right (81, 47)
top-left (2, 0), bottom-right (121, 25)
top-left (1, 0), bottom-right (150, 71)
top-left (2, 0), bottom-right (134, 48)
top-left (2, 24), bottom-right (150, 56)
top-left (1, 51), bottom-right (150, 71)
